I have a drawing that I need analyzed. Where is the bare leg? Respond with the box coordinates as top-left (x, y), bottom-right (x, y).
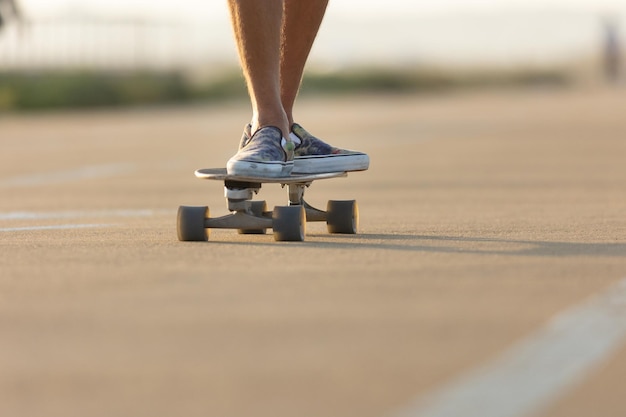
top-left (226, 0), bottom-right (368, 176)
top-left (227, 0), bottom-right (289, 136)
top-left (280, 0), bottom-right (329, 127)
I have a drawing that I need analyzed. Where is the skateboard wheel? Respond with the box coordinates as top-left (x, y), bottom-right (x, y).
top-left (326, 200), bottom-right (358, 234)
top-left (177, 206), bottom-right (209, 241)
top-left (239, 200), bottom-right (268, 235)
top-left (272, 205), bottom-right (306, 242)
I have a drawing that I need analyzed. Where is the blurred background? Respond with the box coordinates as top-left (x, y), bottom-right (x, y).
top-left (0, 0), bottom-right (624, 111)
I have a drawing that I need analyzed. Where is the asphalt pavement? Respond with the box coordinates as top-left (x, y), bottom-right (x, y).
top-left (1, 87), bottom-right (626, 417)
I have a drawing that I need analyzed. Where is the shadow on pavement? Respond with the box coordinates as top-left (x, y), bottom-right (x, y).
top-left (205, 233), bottom-right (626, 258)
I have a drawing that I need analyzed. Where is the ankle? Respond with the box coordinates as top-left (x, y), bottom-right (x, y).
top-left (251, 116), bottom-right (289, 139)
top-left (251, 123), bottom-right (290, 140)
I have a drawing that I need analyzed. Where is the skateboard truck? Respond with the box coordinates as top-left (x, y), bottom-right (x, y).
top-left (224, 180), bottom-right (261, 212)
top-left (284, 182), bottom-right (327, 222)
top-left (178, 169), bottom-right (359, 242)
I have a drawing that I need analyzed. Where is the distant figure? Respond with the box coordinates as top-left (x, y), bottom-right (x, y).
top-left (0, 0), bottom-right (21, 32)
top-left (603, 17), bottom-right (622, 84)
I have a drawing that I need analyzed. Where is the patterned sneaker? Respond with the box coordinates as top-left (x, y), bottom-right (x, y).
top-left (291, 123), bottom-right (369, 173)
top-left (227, 126), bottom-right (294, 177)
top-left (240, 123), bottom-right (369, 174)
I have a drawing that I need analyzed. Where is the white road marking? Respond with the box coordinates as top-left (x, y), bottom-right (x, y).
top-left (0, 163), bottom-right (136, 187)
top-left (0, 209), bottom-right (171, 232)
top-left (0, 224), bottom-right (112, 232)
top-left (0, 209), bottom-right (162, 221)
top-left (391, 277), bottom-right (626, 417)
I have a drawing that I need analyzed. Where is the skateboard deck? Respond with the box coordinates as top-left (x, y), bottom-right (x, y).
top-left (195, 168), bottom-right (347, 183)
top-left (178, 167), bottom-right (358, 243)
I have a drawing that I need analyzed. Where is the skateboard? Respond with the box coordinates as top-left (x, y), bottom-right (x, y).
top-left (177, 168), bottom-right (359, 242)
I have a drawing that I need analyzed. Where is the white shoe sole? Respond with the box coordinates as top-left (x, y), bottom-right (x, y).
top-left (226, 159), bottom-right (294, 178)
top-left (292, 153), bottom-right (370, 174)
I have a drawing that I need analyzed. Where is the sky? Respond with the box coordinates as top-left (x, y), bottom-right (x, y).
top-left (5, 0), bottom-right (625, 70)
top-left (17, 0), bottom-right (626, 21)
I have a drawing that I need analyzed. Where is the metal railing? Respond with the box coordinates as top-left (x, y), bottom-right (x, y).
top-left (0, 18), bottom-right (233, 71)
